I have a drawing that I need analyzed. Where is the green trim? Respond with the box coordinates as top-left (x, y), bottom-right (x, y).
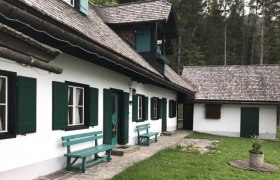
top-left (89, 87), bottom-right (99, 126)
top-left (156, 53), bottom-right (170, 64)
top-left (17, 76), bottom-right (37, 134)
top-left (123, 92), bottom-right (129, 144)
top-left (52, 81), bottom-right (68, 130)
top-left (132, 95), bottom-right (138, 122)
top-left (103, 89), bottom-right (112, 144)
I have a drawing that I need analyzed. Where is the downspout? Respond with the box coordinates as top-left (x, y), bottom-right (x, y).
top-left (0, 1), bottom-right (195, 96)
top-left (0, 47), bottom-right (63, 74)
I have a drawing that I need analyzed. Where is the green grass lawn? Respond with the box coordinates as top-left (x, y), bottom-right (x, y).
top-left (113, 133), bottom-right (280, 180)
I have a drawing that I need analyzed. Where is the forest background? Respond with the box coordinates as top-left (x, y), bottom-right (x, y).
top-left (91, 0), bottom-right (280, 73)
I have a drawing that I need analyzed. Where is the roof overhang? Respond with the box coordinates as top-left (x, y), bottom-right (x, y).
top-left (0, 0), bottom-right (194, 96)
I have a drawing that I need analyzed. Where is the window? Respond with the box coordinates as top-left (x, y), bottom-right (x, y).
top-left (153, 98), bottom-right (158, 119)
top-left (138, 96), bottom-right (143, 120)
top-left (53, 81), bottom-right (99, 131)
top-left (0, 76), bottom-right (7, 133)
top-left (151, 97), bottom-right (161, 120)
top-left (68, 86), bottom-right (84, 126)
top-left (63, 0), bottom-right (75, 7)
top-left (0, 70), bottom-right (17, 140)
top-left (132, 94), bottom-right (148, 122)
top-left (205, 104), bottom-right (221, 119)
top-left (169, 100), bottom-right (177, 118)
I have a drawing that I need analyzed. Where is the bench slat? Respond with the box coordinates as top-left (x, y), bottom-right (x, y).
top-left (62, 131), bottom-right (102, 141)
top-left (62, 135), bottom-right (103, 147)
top-left (139, 132), bottom-right (159, 138)
top-left (65, 144), bottom-right (115, 158)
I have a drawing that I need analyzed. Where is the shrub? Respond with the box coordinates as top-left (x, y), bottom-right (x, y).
top-left (249, 135), bottom-right (263, 154)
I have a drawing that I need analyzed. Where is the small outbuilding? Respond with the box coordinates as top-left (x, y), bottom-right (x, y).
top-left (182, 65), bottom-right (280, 139)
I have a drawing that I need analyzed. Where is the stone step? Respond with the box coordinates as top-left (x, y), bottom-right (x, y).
top-left (112, 145), bottom-right (140, 156)
top-left (161, 131), bottom-right (176, 136)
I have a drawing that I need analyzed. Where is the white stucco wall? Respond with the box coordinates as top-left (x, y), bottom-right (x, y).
top-left (193, 104), bottom-right (277, 139)
top-left (0, 54), bottom-right (178, 179)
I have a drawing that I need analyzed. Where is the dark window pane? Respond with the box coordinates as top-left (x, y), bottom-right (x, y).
top-left (76, 107), bottom-right (84, 124)
top-left (205, 104), bottom-right (221, 119)
top-left (76, 88), bottom-right (84, 106)
top-left (68, 107), bottom-right (73, 125)
top-left (68, 87), bottom-right (73, 105)
top-left (0, 105), bottom-right (6, 131)
top-left (0, 77), bottom-right (6, 104)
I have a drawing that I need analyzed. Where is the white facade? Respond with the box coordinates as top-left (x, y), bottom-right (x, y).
top-left (193, 104), bottom-right (277, 139)
top-left (0, 54), bottom-right (178, 180)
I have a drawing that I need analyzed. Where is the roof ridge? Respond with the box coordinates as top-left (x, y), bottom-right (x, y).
top-left (93, 0), bottom-right (171, 8)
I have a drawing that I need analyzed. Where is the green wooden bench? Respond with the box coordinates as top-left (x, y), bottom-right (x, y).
top-left (136, 124), bottom-right (159, 146)
top-left (61, 131), bottom-right (115, 173)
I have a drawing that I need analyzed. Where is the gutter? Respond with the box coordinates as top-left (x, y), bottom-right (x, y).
top-left (0, 0), bottom-right (194, 96)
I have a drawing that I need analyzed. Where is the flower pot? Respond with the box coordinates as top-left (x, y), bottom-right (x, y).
top-left (249, 152), bottom-right (264, 167)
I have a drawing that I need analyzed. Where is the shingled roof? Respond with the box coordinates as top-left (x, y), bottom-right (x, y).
top-left (20, 0), bottom-right (161, 76)
top-left (165, 65), bottom-right (196, 92)
top-left (182, 65), bottom-right (280, 103)
top-left (94, 0), bottom-right (172, 24)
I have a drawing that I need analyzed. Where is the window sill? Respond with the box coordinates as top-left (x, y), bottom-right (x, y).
top-left (0, 132), bottom-right (16, 140)
top-left (136, 119), bottom-right (146, 123)
top-left (65, 125), bottom-right (89, 131)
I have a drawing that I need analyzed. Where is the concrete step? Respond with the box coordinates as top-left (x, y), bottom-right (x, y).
top-left (112, 145), bottom-right (140, 156)
top-left (161, 131), bottom-right (176, 136)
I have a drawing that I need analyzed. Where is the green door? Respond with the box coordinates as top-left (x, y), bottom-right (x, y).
top-left (162, 98), bottom-right (167, 132)
top-left (112, 93), bottom-right (118, 145)
top-left (241, 108), bottom-right (259, 138)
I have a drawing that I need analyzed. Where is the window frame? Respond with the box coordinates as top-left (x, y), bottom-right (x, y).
top-left (138, 96), bottom-right (143, 120)
top-left (0, 75), bottom-right (8, 133)
top-left (65, 81), bottom-right (89, 131)
top-left (0, 70), bottom-right (17, 140)
top-left (67, 86), bottom-right (85, 126)
top-left (153, 98), bottom-right (158, 119)
top-left (205, 104), bottom-right (221, 119)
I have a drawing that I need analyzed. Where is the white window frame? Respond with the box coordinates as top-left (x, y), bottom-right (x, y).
top-left (63, 0), bottom-right (75, 7)
top-left (68, 86), bottom-right (84, 126)
top-left (153, 98), bottom-right (158, 118)
top-left (0, 76), bottom-right (8, 133)
top-left (138, 96), bottom-right (143, 120)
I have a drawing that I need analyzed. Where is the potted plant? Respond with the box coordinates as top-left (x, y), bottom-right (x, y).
top-left (249, 135), bottom-right (264, 167)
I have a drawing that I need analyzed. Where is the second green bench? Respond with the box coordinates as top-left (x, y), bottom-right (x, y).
top-left (136, 123), bottom-right (159, 146)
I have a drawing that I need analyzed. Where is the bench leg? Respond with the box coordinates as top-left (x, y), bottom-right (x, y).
top-left (146, 138), bottom-right (150, 146)
top-left (155, 135), bottom-right (158, 142)
top-left (81, 158), bottom-right (86, 173)
top-left (107, 150), bottom-right (112, 162)
top-left (66, 157), bottom-right (71, 171)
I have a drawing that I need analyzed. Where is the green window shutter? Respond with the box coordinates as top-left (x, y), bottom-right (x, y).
top-left (123, 92), bottom-right (129, 144)
top-left (169, 100), bottom-right (173, 118)
top-left (52, 81), bottom-right (68, 130)
top-left (79, 0), bottom-right (88, 15)
top-left (158, 98), bottom-right (162, 119)
top-left (17, 76), bottom-right (36, 134)
top-left (150, 97), bottom-right (155, 120)
top-left (132, 95), bottom-right (138, 122)
top-left (103, 89), bottom-right (112, 144)
top-left (89, 87), bottom-right (98, 126)
top-left (173, 101), bottom-right (177, 117)
top-left (143, 96), bottom-right (149, 120)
